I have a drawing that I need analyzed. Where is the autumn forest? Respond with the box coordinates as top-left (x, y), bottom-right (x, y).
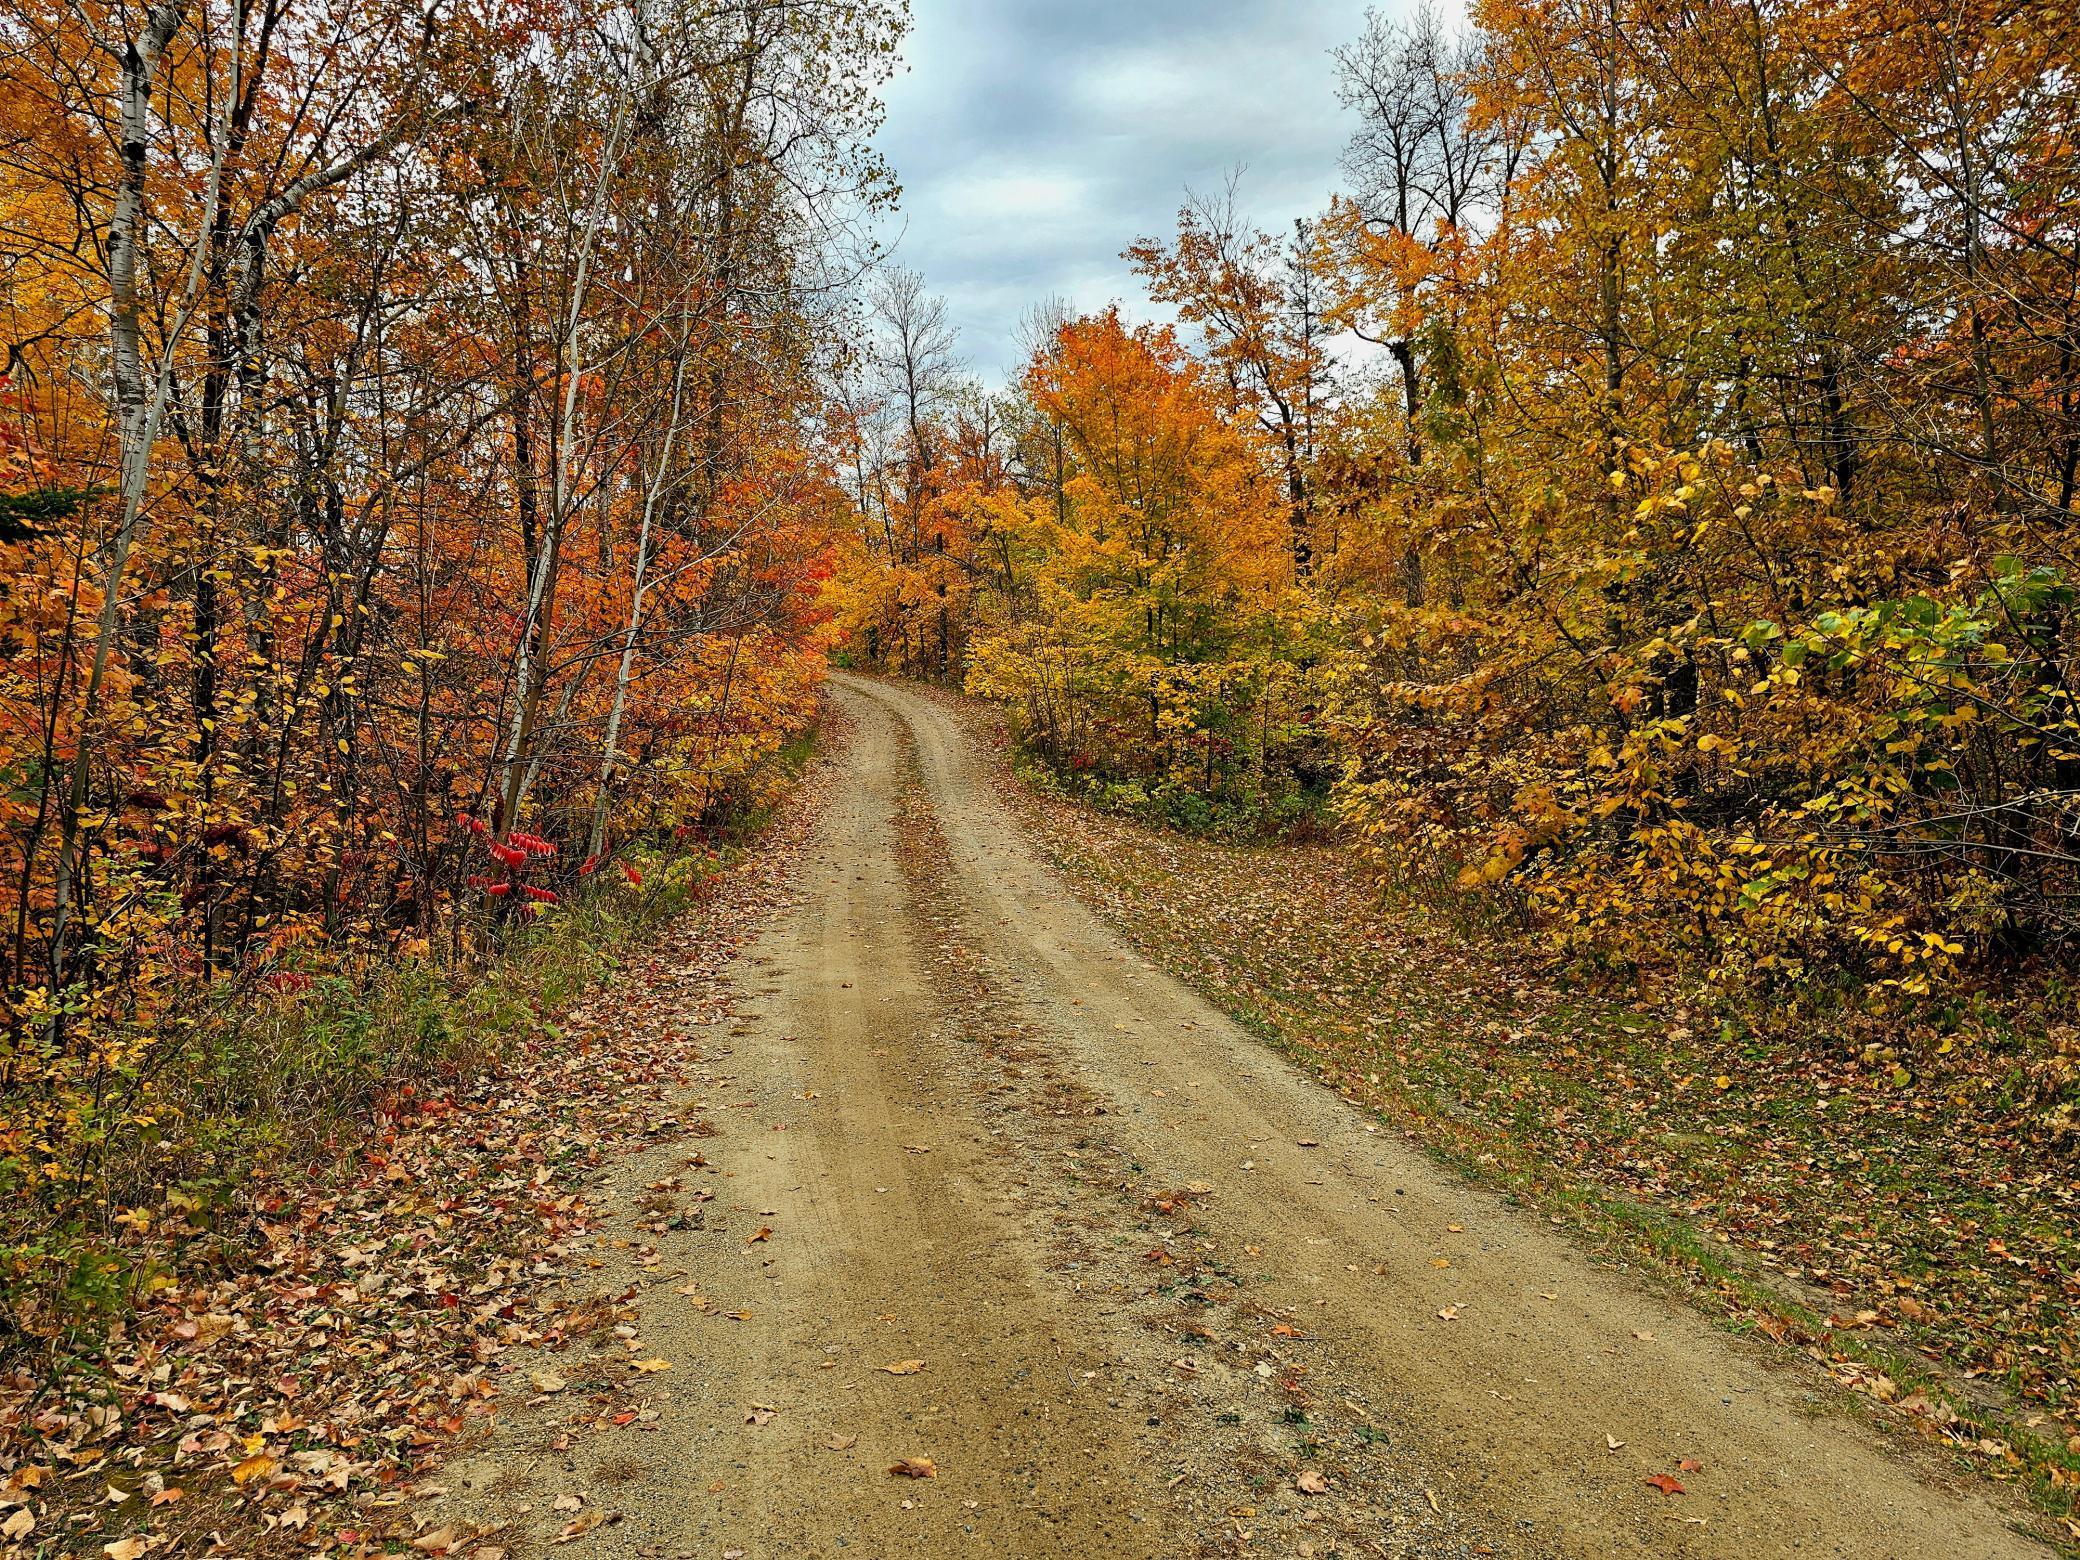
top-left (2, 0), bottom-right (2078, 1552)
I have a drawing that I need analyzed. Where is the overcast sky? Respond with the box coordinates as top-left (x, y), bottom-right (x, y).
top-left (870, 0), bottom-right (1383, 385)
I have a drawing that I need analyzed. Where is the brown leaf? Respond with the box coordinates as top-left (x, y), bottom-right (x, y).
top-left (1643, 1473), bottom-right (1687, 1496)
top-left (553, 1508), bottom-right (608, 1543)
top-left (880, 1359), bottom-right (926, 1375)
top-left (824, 1433), bottom-right (858, 1451)
top-left (888, 1457), bottom-right (937, 1478)
top-left (1294, 1469), bottom-right (1329, 1494)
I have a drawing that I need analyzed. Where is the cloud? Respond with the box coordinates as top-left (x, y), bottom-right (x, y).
top-left (871, 0), bottom-right (1380, 383)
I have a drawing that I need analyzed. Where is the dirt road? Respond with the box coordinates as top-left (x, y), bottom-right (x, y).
top-left (441, 675), bottom-right (2043, 1558)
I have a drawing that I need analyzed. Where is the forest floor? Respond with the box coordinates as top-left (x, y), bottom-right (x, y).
top-left (33, 674), bottom-right (2064, 1557)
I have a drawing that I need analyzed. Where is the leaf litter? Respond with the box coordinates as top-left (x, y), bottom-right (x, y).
top-left (0, 750), bottom-right (843, 1555)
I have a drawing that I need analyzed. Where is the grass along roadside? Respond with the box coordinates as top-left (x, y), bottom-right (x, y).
top-left (957, 700), bottom-right (2080, 1544)
top-left (0, 721), bottom-right (838, 1555)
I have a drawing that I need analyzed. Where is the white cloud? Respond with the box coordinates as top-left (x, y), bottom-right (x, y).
top-left (871, 0), bottom-right (1390, 382)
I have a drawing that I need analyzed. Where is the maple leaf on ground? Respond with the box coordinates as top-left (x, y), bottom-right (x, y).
top-left (1644, 1473), bottom-right (1687, 1496)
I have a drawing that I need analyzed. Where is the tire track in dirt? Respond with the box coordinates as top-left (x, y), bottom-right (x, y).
top-left (841, 671), bottom-right (2049, 1559)
top-left (435, 682), bottom-right (1168, 1558)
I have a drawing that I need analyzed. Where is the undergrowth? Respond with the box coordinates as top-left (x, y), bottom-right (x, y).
top-left (1, 733), bottom-right (819, 1378)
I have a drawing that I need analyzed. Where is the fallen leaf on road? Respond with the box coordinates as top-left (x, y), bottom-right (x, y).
top-left (554, 1494), bottom-right (583, 1512)
top-left (1678, 1457), bottom-right (1704, 1472)
top-left (1436, 1305), bottom-right (1461, 1321)
top-left (1606, 1434), bottom-right (1624, 1451)
top-left (631, 1358), bottom-right (671, 1373)
top-left (103, 1540), bottom-right (154, 1560)
top-left (1296, 1138), bottom-right (1320, 1147)
top-left (745, 1404), bottom-right (777, 1426)
top-left (748, 1227), bottom-right (771, 1244)
top-left (554, 1508), bottom-right (608, 1542)
top-left (824, 1433), bottom-right (858, 1451)
top-left (1644, 1474), bottom-right (1687, 1496)
top-left (531, 1370), bottom-right (567, 1394)
top-left (889, 1457), bottom-right (937, 1478)
top-left (1294, 1470), bottom-right (1329, 1494)
top-left (230, 1452), bottom-right (275, 1485)
top-left (880, 1359), bottom-right (925, 1375)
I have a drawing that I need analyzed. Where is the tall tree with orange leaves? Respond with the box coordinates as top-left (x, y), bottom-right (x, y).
top-left (0, 0), bottom-right (900, 1340)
